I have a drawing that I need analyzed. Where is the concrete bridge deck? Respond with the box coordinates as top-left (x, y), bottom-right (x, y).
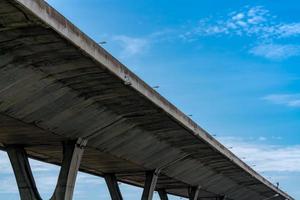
top-left (0, 0), bottom-right (294, 199)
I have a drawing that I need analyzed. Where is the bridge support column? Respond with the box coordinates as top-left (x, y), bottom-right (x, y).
top-left (158, 189), bottom-right (168, 200)
top-left (51, 138), bottom-right (87, 200)
top-left (189, 186), bottom-right (200, 200)
top-left (6, 145), bottom-right (42, 200)
top-left (141, 169), bottom-right (160, 200)
top-left (6, 138), bottom-right (87, 200)
top-left (104, 173), bottom-right (123, 200)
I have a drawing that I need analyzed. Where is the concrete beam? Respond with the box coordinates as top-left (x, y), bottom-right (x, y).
top-left (189, 186), bottom-right (200, 200)
top-left (6, 145), bottom-right (42, 200)
top-left (51, 138), bottom-right (87, 200)
top-left (141, 170), bottom-right (160, 200)
top-left (104, 173), bottom-right (123, 200)
top-left (158, 189), bottom-right (168, 200)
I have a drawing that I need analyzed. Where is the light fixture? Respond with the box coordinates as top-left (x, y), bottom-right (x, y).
top-left (98, 41), bottom-right (107, 45)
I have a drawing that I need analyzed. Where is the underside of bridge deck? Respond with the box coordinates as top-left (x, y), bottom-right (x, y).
top-left (0, 0), bottom-right (293, 200)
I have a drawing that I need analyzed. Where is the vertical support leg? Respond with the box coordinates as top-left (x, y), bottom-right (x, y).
top-left (104, 173), bottom-right (123, 200)
top-left (6, 146), bottom-right (42, 200)
top-left (51, 138), bottom-right (87, 200)
top-left (158, 189), bottom-right (168, 200)
top-left (141, 169), bottom-right (160, 200)
top-left (189, 186), bottom-right (200, 200)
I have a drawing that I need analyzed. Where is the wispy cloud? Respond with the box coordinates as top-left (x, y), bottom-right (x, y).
top-left (113, 6), bottom-right (300, 61)
top-left (219, 137), bottom-right (300, 172)
top-left (249, 43), bottom-right (300, 59)
top-left (181, 6), bottom-right (272, 39)
top-left (263, 94), bottom-right (300, 107)
top-left (181, 6), bottom-right (300, 40)
top-left (258, 136), bottom-right (267, 141)
top-left (276, 23), bottom-right (300, 38)
top-left (112, 35), bottom-right (149, 58)
top-left (111, 28), bottom-right (180, 59)
top-left (178, 6), bottom-right (300, 60)
top-left (106, 5), bottom-right (300, 62)
top-left (0, 177), bottom-right (18, 193)
top-left (0, 153), bottom-right (13, 174)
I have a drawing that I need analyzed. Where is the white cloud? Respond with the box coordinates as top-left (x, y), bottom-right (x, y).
top-left (182, 6), bottom-right (300, 40)
top-left (0, 177), bottom-right (18, 193)
top-left (263, 94), bottom-right (300, 107)
top-left (111, 6), bottom-right (300, 61)
top-left (258, 136), bottom-right (267, 141)
top-left (249, 43), bottom-right (300, 60)
top-left (219, 137), bottom-right (300, 172)
top-left (113, 35), bottom-right (149, 58)
top-left (276, 23), bottom-right (300, 38)
top-left (181, 6), bottom-right (273, 39)
top-left (30, 159), bottom-right (59, 172)
top-left (271, 136), bottom-right (282, 140)
top-left (0, 152), bottom-right (13, 174)
top-left (178, 6), bottom-right (300, 60)
top-left (111, 29), bottom-right (180, 58)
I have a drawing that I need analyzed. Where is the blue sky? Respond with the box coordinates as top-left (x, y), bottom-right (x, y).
top-left (1, 0), bottom-right (300, 199)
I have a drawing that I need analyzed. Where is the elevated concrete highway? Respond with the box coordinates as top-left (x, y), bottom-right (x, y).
top-left (0, 0), bottom-right (294, 199)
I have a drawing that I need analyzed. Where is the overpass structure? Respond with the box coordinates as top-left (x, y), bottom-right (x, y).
top-left (0, 0), bottom-right (294, 199)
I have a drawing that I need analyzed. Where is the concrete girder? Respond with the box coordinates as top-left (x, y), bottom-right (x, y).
top-left (104, 173), bottom-right (123, 200)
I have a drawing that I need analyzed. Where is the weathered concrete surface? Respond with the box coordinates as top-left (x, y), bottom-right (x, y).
top-left (0, 0), bottom-right (293, 199)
